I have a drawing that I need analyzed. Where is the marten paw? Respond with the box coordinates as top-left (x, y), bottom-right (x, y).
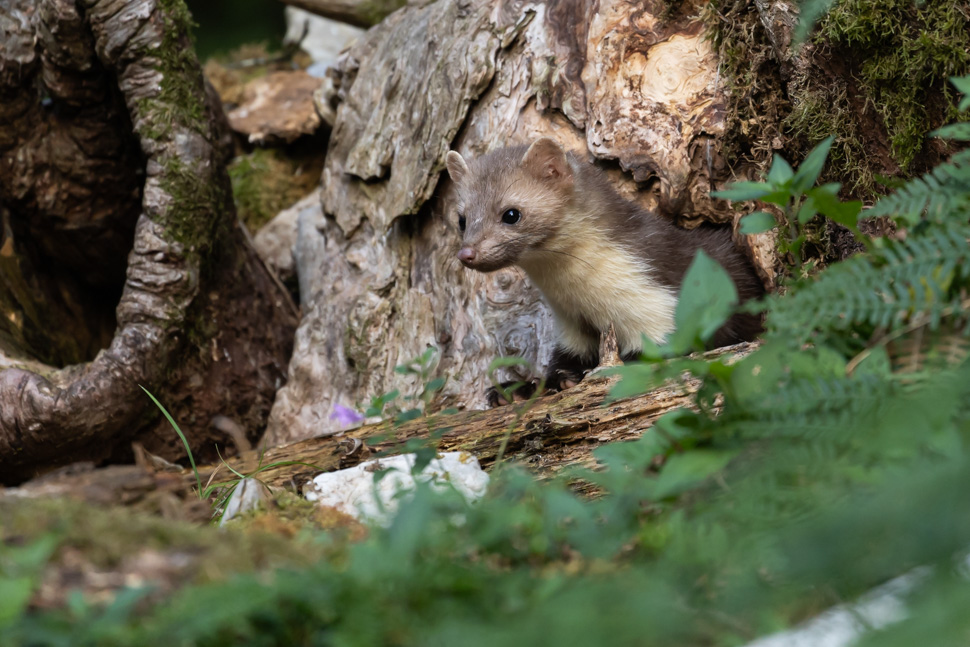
top-left (546, 368), bottom-right (585, 392)
top-left (485, 379), bottom-right (541, 408)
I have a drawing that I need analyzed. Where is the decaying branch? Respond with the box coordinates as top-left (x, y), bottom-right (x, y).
top-left (7, 343), bottom-right (757, 507)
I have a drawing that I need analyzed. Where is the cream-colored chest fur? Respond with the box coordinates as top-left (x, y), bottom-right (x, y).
top-left (519, 228), bottom-right (678, 359)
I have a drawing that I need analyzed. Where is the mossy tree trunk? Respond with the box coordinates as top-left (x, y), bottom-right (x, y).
top-left (267, 0), bottom-right (771, 447)
top-left (710, 0), bottom-right (968, 201)
top-left (0, 0), bottom-right (297, 485)
top-left (268, 0), bottom-right (967, 451)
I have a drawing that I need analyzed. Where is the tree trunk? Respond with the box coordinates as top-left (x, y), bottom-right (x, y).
top-left (0, 0), bottom-right (297, 485)
top-left (265, 0), bottom-right (771, 447)
top-left (266, 0), bottom-right (965, 449)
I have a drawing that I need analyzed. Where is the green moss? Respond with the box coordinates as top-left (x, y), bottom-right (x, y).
top-left (0, 498), bottom-right (320, 580)
top-left (156, 0), bottom-right (206, 133)
top-left (134, 0), bottom-right (207, 143)
top-left (228, 148), bottom-right (324, 233)
top-left (784, 85), bottom-right (873, 194)
top-left (699, 0), bottom-right (790, 170)
top-left (227, 150), bottom-right (277, 231)
top-left (122, 0), bottom-right (227, 261)
top-left (359, 0), bottom-right (408, 26)
top-left (818, 0), bottom-right (970, 171)
top-left (704, 0), bottom-right (970, 200)
top-left (153, 154), bottom-right (223, 257)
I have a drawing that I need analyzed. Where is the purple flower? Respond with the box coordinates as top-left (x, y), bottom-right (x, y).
top-left (330, 404), bottom-right (365, 426)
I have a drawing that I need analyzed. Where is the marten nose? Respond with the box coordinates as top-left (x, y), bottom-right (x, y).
top-left (458, 247), bottom-right (477, 263)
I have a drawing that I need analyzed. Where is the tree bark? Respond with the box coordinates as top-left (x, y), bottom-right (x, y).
top-left (266, 0), bottom-right (769, 447)
top-left (0, 0), bottom-right (297, 485)
top-left (278, 0), bottom-right (407, 29)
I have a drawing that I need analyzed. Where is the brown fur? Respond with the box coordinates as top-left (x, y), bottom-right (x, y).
top-left (447, 138), bottom-right (764, 388)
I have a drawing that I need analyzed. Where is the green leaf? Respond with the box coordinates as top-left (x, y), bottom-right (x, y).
top-left (794, 0), bottom-right (836, 44)
top-left (952, 75), bottom-right (970, 111)
top-left (636, 334), bottom-right (665, 361)
top-left (930, 122), bottom-right (970, 141)
top-left (593, 431), bottom-right (670, 475)
top-left (796, 194), bottom-right (819, 224)
top-left (365, 389), bottom-right (401, 417)
top-left (740, 211), bottom-right (778, 234)
top-left (792, 135), bottom-right (835, 193)
top-left (607, 362), bottom-right (660, 401)
top-left (487, 356), bottom-right (529, 368)
top-left (0, 535), bottom-right (58, 630)
top-left (395, 408), bottom-right (422, 424)
top-left (712, 181), bottom-right (773, 202)
top-left (668, 251), bottom-right (738, 354)
top-left (767, 156), bottom-right (794, 184)
top-left (140, 385), bottom-right (201, 496)
top-left (0, 577), bottom-right (35, 628)
top-left (807, 185), bottom-right (863, 230)
top-left (761, 190), bottom-right (795, 208)
top-left (648, 449), bottom-right (739, 500)
top-left (729, 343), bottom-right (788, 408)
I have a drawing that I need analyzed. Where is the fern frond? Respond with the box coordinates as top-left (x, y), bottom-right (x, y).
top-left (885, 321), bottom-right (970, 375)
top-left (868, 148), bottom-right (970, 225)
top-left (765, 222), bottom-right (970, 343)
top-left (724, 373), bottom-right (890, 442)
top-left (931, 122), bottom-right (970, 141)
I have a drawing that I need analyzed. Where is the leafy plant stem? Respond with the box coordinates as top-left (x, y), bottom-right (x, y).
top-left (140, 385), bottom-right (202, 498)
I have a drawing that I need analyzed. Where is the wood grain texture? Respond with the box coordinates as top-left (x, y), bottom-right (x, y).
top-left (267, 0), bottom-right (769, 447)
top-left (6, 343), bottom-right (756, 507)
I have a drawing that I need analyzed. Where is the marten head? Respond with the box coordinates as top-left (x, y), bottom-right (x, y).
top-left (445, 138), bottom-right (575, 273)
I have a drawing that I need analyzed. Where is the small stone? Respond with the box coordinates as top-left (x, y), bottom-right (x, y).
top-left (304, 452), bottom-right (489, 526)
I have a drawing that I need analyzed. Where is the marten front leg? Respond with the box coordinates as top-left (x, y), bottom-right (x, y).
top-left (485, 346), bottom-right (595, 407)
top-left (485, 377), bottom-right (541, 407)
top-left (545, 346), bottom-right (598, 391)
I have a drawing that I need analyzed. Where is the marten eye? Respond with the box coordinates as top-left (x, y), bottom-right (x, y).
top-left (501, 208), bottom-right (521, 225)
top-left (458, 214), bottom-right (466, 232)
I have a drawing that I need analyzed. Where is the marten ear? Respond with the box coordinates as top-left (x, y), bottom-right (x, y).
top-left (521, 138), bottom-right (572, 182)
top-left (446, 151), bottom-right (469, 185)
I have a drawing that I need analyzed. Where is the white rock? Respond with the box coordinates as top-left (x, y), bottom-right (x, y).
top-left (219, 477), bottom-right (272, 527)
top-left (743, 568), bottom-right (928, 647)
top-left (252, 189), bottom-right (320, 285)
top-left (304, 452), bottom-right (489, 525)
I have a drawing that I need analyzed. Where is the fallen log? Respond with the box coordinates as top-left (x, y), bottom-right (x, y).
top-left (5, 342), bottom-right (755, 508)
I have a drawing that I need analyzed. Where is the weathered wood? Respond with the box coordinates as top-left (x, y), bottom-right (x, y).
top-left (0, 0), bottom-right (296, 484)
top-left (240, 373), bottom-right (698, 494)
top-left (4, 343), bottom-right (756, 508)
top-left (268, 0), bottom-right (760, 448)
top-left (279, 0), bottom-right (406, 29)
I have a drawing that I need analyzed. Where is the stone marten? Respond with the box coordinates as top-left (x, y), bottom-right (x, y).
top-left (446, 137), bottom-right (764, 389)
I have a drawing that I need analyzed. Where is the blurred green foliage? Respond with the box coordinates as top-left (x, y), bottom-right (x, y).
top-left (4, 5), bottom-right (970, 645)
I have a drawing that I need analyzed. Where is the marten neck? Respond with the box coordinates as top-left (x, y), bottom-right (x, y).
top-left (516, 167), bottom-right (679, 359)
